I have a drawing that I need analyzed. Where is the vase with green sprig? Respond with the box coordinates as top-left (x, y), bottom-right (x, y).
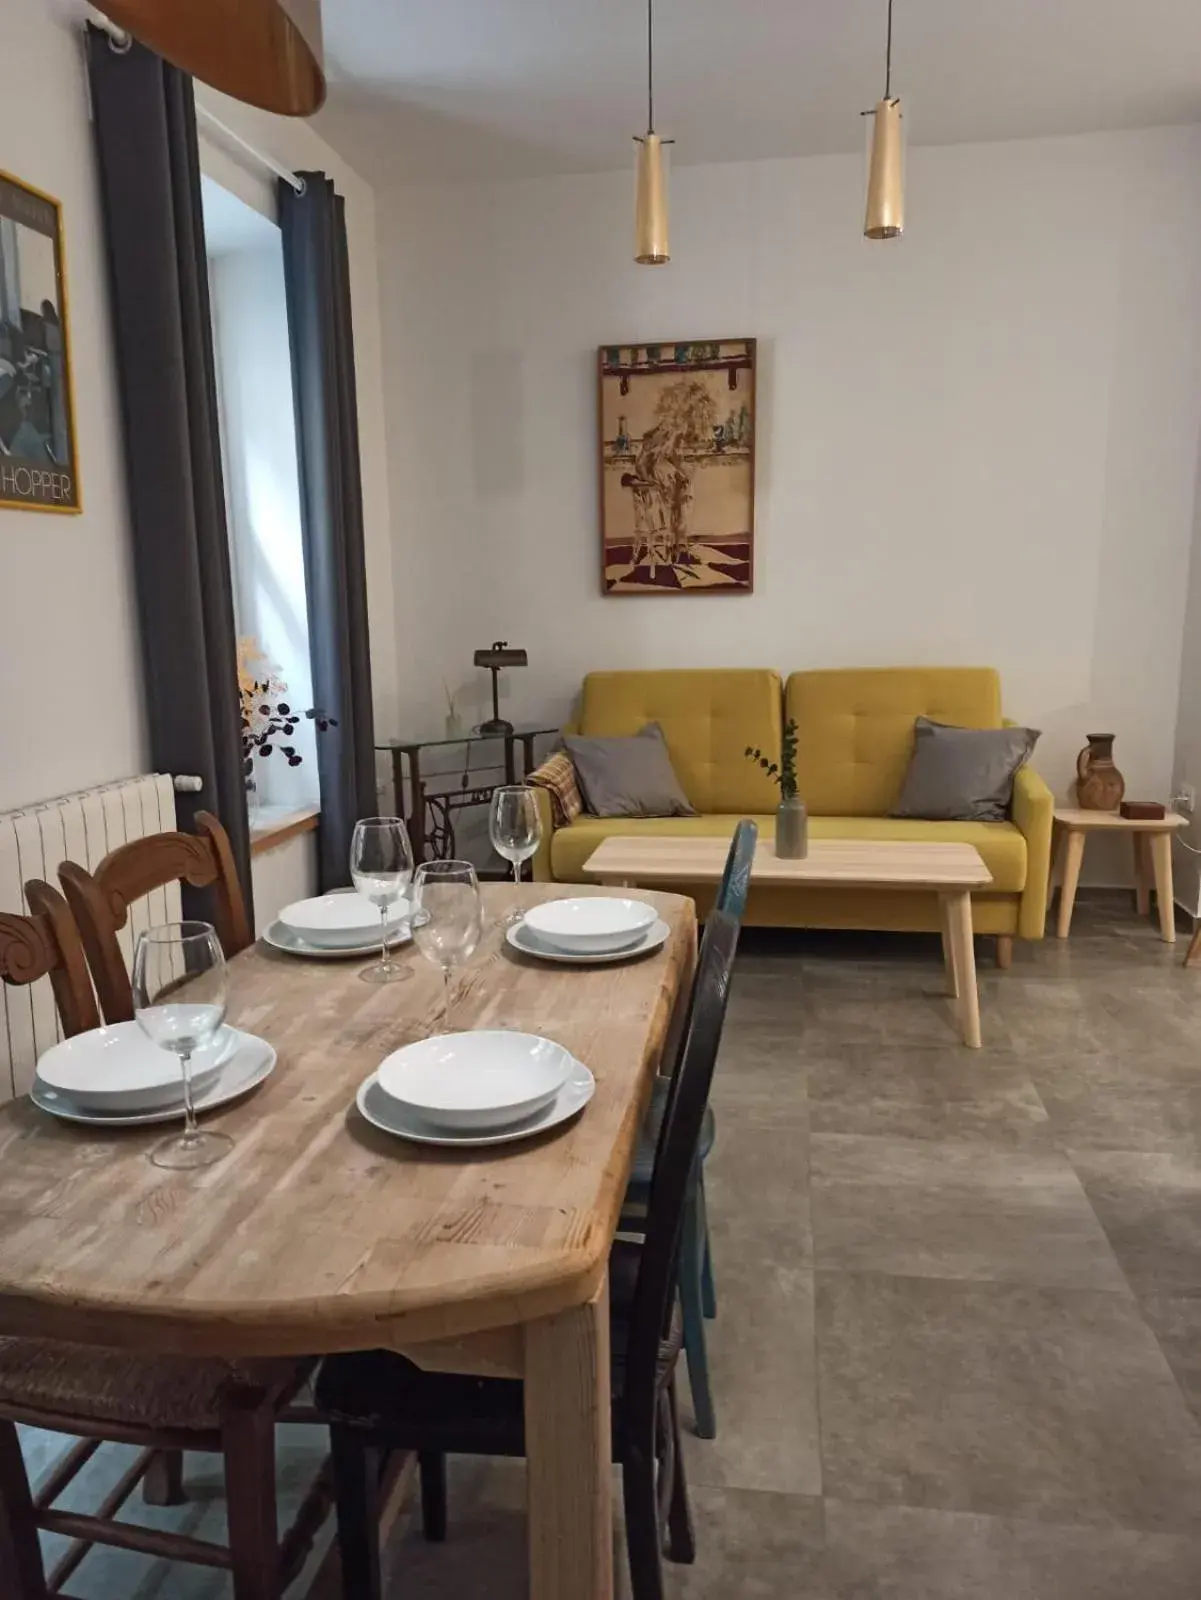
top-left (745, 719), bottom-right (807, 859)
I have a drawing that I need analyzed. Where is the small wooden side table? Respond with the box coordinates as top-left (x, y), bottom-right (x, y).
top-left (1048, 808), bottom-right (1187, 941)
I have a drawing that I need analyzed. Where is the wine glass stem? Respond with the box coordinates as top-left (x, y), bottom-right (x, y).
top-left (180, 1048), bottom-right (198, 1141)
top-left (379, 904), bottom-right (389, 970)
top-left (443, 967), bottom-right (452, 1029)
top-left (512, 858), bottom-right (521, 890)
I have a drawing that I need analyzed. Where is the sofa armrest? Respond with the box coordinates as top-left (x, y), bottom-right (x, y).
top-left (1011, 763), bottom-right (1054, 939)
top-left (530, 786), bottom-right (556, 882)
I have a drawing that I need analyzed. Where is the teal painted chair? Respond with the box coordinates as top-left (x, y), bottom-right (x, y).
top-left (622, 819), bottom-right (757, 1438)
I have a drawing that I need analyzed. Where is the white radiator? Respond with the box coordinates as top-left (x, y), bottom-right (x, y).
top-left (0, 774), bottom-right (179, 1103)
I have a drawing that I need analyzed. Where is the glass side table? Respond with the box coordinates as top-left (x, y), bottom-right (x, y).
top-left (376, 726), bottom-right (558, 868)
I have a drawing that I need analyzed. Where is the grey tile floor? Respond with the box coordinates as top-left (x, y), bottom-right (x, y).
top-left (20, 894), bottom-right (1201, 1595)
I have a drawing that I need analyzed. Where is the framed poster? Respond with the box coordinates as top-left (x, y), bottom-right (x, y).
top-left (0, 171), bottom-right (79, 513)
top-left (599, 338), bottom-right (755, 595)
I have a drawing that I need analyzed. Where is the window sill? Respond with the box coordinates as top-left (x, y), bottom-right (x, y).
top-left (250, 804), bottom-right (320, 857)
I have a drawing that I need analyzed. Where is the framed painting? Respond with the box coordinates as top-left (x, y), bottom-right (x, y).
top-left (599, 338), bottom-right (755, 595)
top-left (0, 171), bottom-right (79, 513)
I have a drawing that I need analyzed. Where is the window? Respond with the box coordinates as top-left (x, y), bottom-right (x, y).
top-left (201, 176), bottom-right (317, 823)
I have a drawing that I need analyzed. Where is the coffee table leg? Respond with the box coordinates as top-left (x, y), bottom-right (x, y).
top-left (1149, 831), bottom-right (1177, 943)
top-left (942, 891), bottom-right (981, 1049)
top-left (939, 898), bottom-right (959, 998)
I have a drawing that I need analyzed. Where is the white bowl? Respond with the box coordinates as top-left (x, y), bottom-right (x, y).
top-left (279, 893), bottom-right (410, 949)
top-left (521, 896), bottom-right (658, 954)
top-left (36, 1021), bottom-right (234, 1111)
top-left (376, 1030), bottom-right (575, 1131)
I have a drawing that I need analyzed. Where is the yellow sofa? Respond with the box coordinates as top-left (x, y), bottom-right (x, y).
top-left (531, 666), bottom-right (1054, 946)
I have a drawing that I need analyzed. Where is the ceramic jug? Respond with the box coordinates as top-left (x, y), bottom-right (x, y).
top-left (1076, 733), bottom-right (1125, 811)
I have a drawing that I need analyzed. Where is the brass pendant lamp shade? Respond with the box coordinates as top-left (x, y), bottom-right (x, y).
top-left (90, 0), bottom-right (326, 116)
top-left (863, 0), bottom-right (904, 239)
top-left (634, 0), bottom-right (671, 264)
top-left (635, 134), bottom-right (670, 264)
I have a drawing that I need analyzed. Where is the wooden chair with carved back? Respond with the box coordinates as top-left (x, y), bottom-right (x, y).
top-left (58, 809), bottom-right (252, 1024)
top-left (0, 869), bottom-right (328, 1599)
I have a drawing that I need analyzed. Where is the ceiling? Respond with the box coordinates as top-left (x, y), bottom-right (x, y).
top-left (311, 0), bottom-right (1201, 186)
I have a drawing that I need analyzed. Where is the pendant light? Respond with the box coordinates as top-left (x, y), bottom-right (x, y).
top-left (90, 0), bottom-right (325, 117)
top-left (863, 0), bottom-right (904, 239)
top-left (634, 0), bottom-right (672, 265)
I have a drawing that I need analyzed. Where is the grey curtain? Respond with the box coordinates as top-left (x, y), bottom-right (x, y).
top-left (278, 175), bottom-right (377, 892)
top-left (85, 26), bottom-right (253, 917)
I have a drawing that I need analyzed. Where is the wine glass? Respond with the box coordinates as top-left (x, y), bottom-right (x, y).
top-left (411, 860), bottom-right (483, 1031)
top-left (351, 817), bottom-right (414, 984)
top-left (133, 922), bottom-right (230, 1170)
top-left (489, 785), bottom-right (542, 925)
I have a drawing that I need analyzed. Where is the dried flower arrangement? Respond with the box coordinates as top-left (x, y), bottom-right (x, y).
top-left (237, 636), bottom-right (335, 786)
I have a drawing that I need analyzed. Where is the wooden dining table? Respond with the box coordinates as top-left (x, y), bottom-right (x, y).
top-left (0, 883), bottom-right (696, 1600)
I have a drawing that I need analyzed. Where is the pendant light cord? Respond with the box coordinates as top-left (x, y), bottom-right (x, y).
top-left (884, 0), bottom-right (894, 100)
top-left (647, 0), bottom-right (655, 134)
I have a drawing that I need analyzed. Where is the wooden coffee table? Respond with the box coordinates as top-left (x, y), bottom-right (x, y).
top-left (583, 836), bottom-right (992, 1048)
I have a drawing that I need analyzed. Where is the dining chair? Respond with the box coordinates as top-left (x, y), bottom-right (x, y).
top-left (0, 881), bottom-right (330, 1599)
top-left (59, 809), bottom-right (252, 1025)
top-left (622, 818), bottom-right (757, 1439)
top-left (315, 910), bottom-right (743, 1600)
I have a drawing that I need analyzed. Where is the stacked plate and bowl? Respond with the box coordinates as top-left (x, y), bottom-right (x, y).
top-left (264, 893), bottom-right (413, 958)
top-left (357, 1030), bottom-right (596, 1148)
top-left (31, 1021), bottom-right (277, 1128)
top-left (507, 896), bottom-right (667, 964)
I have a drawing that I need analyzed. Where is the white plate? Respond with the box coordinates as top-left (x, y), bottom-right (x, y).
top-left (278, 893), bottom-right (411, 949)
top-left (356, 1059), bottom-right (595, 1148)
top-left (35, 1021), bottom-right (236, 1111)
top-left (262, 921), bottom-right (412, 960)
top-left (521, 896), bottom-right (658, 954)
top-left (31, 1030), bottom-right (276, 1128)
top-left (508, 917), bottom-right (670, 965)
top-left (377, 1030), bottom-right (575, 1131)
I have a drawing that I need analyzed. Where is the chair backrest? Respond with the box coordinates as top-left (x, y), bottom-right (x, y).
top-left (717, 819), bottom-right (757, 921)
top-left (58, 810), bottom-right (251, 1024)
top-left (0, 880), bottom-right (99, 1039)
top-left (624, 910), bottom-right (740, 1417)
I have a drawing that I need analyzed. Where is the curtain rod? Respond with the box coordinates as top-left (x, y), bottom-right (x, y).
top-left (88, 11), bottom-right (305, 195)
top-left (195, 105), bottom-right (306, 196)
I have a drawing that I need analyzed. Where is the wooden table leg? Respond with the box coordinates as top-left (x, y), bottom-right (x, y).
top-left (1149, 830), bottom-right (1177, 943)
top-left (939, 897), bottom-right (959, 998)
top-left (1055, 828), bottom-right (1086, 939)
top-left (524, 1281), bottom-right (613, 1600)
top-left (1046, 824), bottom-right (1061, 919)
top-left (942, 891), bottom-right (981, 1049)
top-left (1133, 834), bottom-right (1151, 917)
top-left (1185, 921), bottom-right (1201, 968)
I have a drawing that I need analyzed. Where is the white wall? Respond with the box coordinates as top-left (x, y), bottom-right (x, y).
top-left (1171, 451), bottom-right (1201, 913)
top-left (251, 831), bottom-right (318, 933)
top-left (378, 126), bottom-right (1201, 821)
top-left (0, 1), bottom-right (144, 809)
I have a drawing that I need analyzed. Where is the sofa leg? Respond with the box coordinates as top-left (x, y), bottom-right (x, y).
top-left (995, 936), bottom-right (1013, 970)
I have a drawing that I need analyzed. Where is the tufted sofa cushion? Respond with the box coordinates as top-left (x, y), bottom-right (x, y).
top-left (576, 669), bottom-right (782, 813)
top-left (785, 667), bottom-right (1003, 817)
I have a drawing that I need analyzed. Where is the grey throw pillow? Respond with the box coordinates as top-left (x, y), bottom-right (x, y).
top-left (564, 723), bottom-right (697, 818)
top-left (892, 717), bottom-right (1040, 822)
